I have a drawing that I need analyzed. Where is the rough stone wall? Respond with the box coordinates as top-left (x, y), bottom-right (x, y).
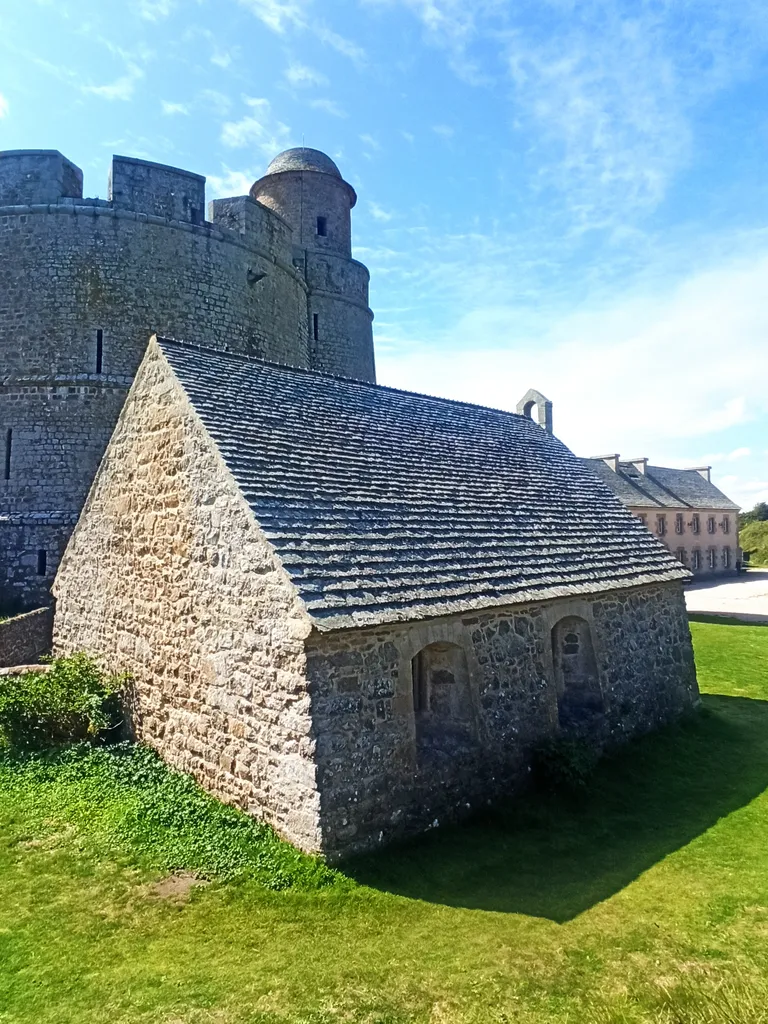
top-left (0, 606), bottom-right (54, 668)
top-left (307, 252), bottom-right (375, 381)
top-left (0, 150), bottom-right (82, 206)
top-left (109, 156), bottom-right (205, 224)
top-left (53, 344), bottom-right (321, 852)
top-left (0, 514), bottom-right (76, 611)
top-left (306, 581), bottom-right (698, 859)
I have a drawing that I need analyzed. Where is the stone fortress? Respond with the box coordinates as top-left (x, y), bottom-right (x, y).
top-left (0, 146), bottom-right (375, 609)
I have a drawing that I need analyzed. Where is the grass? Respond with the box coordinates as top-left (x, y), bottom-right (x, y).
top-left (1, 620), bottom-right (768, 1023)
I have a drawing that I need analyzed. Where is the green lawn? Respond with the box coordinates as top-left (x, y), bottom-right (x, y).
top-left (2, 620), bottom-right (768, 1024)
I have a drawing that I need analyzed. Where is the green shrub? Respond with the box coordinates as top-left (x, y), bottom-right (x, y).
top-left (740, 520), bottom-right (768, 567)
top-left (0, 653), bottom-right (124, 754)
top-left (532, 735), bottom-right (601, 792)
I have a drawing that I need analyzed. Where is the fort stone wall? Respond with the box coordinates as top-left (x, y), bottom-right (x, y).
top-left (0, 146), bottom-right (375, 609)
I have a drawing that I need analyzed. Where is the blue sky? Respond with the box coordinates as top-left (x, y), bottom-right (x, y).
top-left (1, 0), bottom-right (767, 507)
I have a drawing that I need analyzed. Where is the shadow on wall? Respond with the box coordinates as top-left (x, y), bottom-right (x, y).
top-left (346, 694), bottom-right (768, 922)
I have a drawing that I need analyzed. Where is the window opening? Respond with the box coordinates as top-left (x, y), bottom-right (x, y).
top-left (36, 549), bottom-right (47, 576)
top-left (675, 513), bottom-right (684, 534)
top-left (676, 547), bottom-right (687, 563)
top-left (96, 329), bottom-right (103, 374)
top-left (312, 313), bottom-right (319, 342)
top-left (707, 516), bottom-right (716, 534)
top-left (316, 216), bottom-right (327, 237)
top-left (656, 515), bottom-right (666, 536)
top-left (692, 549), bottom-right (701, 571)
top-left (3, 428), bottom-right (11, 481)
top-left (708, 548), bottom-right (717, 569)
top-left (722, 516), bottom-right (730, 534)
top-left (691, 514), bottom-right (700, 535)
top-left (723, 546), bottom-right (731, 569)
top-left (551, 616), bottom-right (604, 738)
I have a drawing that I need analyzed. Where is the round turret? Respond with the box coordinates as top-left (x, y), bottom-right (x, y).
top-left (250, 147), bottom-right (375, 385)
top-left (251, 146), bottom-right (357, 257)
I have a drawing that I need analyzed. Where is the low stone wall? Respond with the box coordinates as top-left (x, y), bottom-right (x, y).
top-left (0, 606), bottom-right (54, 668)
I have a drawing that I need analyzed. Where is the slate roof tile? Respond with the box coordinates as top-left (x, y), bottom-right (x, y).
top-left (157, 339), bottom-right (689, 629)
top-left (584, 458), bottom-right (740, 511)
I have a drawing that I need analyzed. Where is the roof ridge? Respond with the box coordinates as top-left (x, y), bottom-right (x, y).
top-left (155, 336), bottom-right (534, 425)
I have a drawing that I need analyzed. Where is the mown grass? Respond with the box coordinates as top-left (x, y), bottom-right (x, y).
top-left (1, 620), bottom-right (768, 1023)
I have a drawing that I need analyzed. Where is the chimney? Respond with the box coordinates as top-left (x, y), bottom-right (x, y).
top-left (590, 454), bottom-right (621, 473)
top-left (687, 466), bottom-right (711, 483)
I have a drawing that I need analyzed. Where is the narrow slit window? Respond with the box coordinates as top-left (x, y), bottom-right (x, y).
top-left (96, 329), bottom-right (104, 374)
top-left (312, 313), bottom-right (319, 342)
top-left (4, 428), bottom-right (11, 480)
top-left (36, 549), bottom-right (47, 576)
top-left (316, 216), bottom-right (327, 237)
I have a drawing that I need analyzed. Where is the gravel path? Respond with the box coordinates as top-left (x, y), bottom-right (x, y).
top-left (685, 569), bottom-right (768, 623)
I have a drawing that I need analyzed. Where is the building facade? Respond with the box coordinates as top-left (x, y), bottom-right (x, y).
top-left (586, 456), bottom-right (741, 577)
top-left (53, 339), bottom-right (699, 859)
top-left (0, 146), bottom-right (374, 610)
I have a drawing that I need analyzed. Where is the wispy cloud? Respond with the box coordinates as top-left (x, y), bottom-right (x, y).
top-left (284, 61), bottom-right (328, 87)
top-left (237, 0), bottom-right (308, 33)
top-left (221, 96), bottom-right (292, 156)
top-left (82, 62), bottom-right (144, 101)
top-left (137, 0), bottom-right (174, 20)
top-left (237, 0), bottom-right (366, 65)
top-left (161, 100), bottom-right (189, 115)
top-left (207, 165), bottom-right (260, 199)
top-left (0, 93), bottom-right (8, 119)
top-left (368, 201), bottom-right (394, 221)
top-left (309, 97), bottom-right (347, 118)
top-left (379, 0), bottom-right (768, 221)
top-left (432, 123), bottom-right (454, 138)
top-left (360, 132), bottom-right (381, 150)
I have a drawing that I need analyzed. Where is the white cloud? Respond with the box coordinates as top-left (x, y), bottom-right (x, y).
top-left (137, 0), bottom-right (174, 19)
top-left (368, 201), bottom-right (393, 221)
top-left (401, 130), bottom-right (415, 143)
top-left (211, 47), bottom-right (236, 69)
top-left (237, 0), bottom-right (308, 32)
top-left (0, 93), bottom-right (8, 119)
top-left (221, 96), bottom-right (292, 156)
top-left (310, 98), bottom-right (347, 117)
top-left (82, 62), bottom-right (144, 101)
top-left (285, 61), bottom-right (328, 87)
top-left (161, 100), bottom-right (188, 115)
top-left (237, 0), bottom-right (366, 64)
top-left (207, 165), bottom-right (259, 199)
top-left (432, 123), bottom-right (454, 138)
top-left (360, 133), bottom-right (381, 150)
top-left (314, 24), bottom-right (367, 65)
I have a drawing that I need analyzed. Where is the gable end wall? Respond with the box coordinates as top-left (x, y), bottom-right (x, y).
top-left (53, 342), bottom-right (321, 852)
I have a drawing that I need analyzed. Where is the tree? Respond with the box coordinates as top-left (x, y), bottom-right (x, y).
top-left (740, 502), bottom-right (768, 527)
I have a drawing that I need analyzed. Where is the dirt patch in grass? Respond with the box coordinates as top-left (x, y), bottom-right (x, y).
top-left (145, 871), bottom-right (208, 902)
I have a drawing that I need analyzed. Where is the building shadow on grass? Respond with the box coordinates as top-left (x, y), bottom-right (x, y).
top-left (346, 695), bottom-right (768, 922)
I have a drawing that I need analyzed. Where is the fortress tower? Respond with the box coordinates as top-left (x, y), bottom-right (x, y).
top-left (0, 146), bottom-right (375, 609)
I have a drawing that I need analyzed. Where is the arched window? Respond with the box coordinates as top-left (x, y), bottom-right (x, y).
top-left (410, 641), bottom-right (475, 763)
top-left (551, 616), bottom-right (604, 737)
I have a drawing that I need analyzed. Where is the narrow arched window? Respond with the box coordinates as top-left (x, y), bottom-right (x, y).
top-left (316, 216), bottom-right (327, 237)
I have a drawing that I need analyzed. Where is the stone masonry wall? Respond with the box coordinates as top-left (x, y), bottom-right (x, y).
top-left (306, 581), bottom-right (698, 859)
top-left (53, 343), bottom-right (322, 852)
top-left (0, 606), bottom-right (54, 668)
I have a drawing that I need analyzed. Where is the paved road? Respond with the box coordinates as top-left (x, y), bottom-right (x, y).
top-left (685, 569), bottom-right (768, 623)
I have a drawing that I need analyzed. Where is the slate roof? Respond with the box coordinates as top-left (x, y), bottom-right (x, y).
top-left (584, 459), bottom-right (740, 511)
top-left (157, 339), bottom-right (689, 629)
